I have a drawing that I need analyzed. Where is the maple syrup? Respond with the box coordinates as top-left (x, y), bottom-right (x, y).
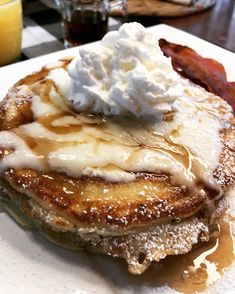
top-left (63, 10), bottom-right (108, 47)
top-left (131, 218), bottom-right (235, 294)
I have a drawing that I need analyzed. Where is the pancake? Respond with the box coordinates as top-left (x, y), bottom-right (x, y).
top-left (0, 51), bottom-right (235, 275)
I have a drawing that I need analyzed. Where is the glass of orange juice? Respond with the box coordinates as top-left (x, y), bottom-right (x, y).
top-left (0, 0), bottom-right (22, 66)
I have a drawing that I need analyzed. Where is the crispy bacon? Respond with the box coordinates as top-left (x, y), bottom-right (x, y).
top-left (159, 39), bottom-right (235, 112)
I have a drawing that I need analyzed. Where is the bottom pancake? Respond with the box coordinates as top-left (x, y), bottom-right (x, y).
top-left (0, 176), bottom-right (226, 274)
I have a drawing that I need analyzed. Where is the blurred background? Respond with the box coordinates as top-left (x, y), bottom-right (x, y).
top-left (0, 0), bottom-right (234, 66)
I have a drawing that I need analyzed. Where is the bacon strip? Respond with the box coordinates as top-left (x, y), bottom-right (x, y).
top-left (159, 39), bottom-right (235, 112)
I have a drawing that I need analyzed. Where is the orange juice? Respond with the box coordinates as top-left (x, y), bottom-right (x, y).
top-left (0, 0), bottom-right (22, 66)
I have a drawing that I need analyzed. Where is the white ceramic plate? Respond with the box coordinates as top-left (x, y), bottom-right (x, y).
top-left (0, 24), bottom-right (235, 294)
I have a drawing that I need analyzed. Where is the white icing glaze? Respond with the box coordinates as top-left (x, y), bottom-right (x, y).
top-left (0, 131), bottom-right (42, 171)
top-left (47, 68), bottom-right (71, 100)
top-left (20, 122), bottom-right (87, 143)
top-left (47, 142), bottom-right (191, 184)
top-left (32, 95), bottom-right (62, 118)
top-left (154, 88), bottom-right (227, 188)
top-left (10, 82), bottom-right (226, 190)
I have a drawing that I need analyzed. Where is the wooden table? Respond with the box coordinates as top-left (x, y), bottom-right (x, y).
top-left (130, 0), bottom-right (234, 53)
top-left (161, 0), bottom-right (235, 53)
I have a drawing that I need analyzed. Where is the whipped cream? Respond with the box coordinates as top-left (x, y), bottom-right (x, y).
top-left (68, 22), bottom-right (185, 118)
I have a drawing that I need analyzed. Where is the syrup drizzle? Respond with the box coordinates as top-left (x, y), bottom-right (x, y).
top-left (133, 217), bottom-right (235, 294)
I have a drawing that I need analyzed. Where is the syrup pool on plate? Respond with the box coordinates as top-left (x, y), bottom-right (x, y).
top-left (133, 217), bottom-right (235, 294)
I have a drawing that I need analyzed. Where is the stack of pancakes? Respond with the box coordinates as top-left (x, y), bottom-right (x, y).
top-left (0, 55), bottom-right (234, 274)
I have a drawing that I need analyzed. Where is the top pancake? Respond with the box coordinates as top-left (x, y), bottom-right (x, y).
top-left (0, 59), bottom-right (235, 234)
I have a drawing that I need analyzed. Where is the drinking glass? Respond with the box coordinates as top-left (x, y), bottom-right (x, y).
top-left (0, 0), bottom-right (22, 66)
top-left (58, 0), bottom-right (110, 47)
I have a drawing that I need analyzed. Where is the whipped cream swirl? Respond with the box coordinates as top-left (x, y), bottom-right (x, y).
top-left (68, 22), bottom-right (185, 118)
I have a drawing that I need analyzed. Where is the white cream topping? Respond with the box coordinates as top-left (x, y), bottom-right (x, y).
top-left (32, 95), bottom-right (62, 118)
top-left (47, 68), bottom-right (71, 100)
top-left (48, 143), bottom-right (191, 184)
top-left (68, 22), bottom-right (185, 118)
top-left (154, 90), bottom-right (226, 188)
top-left (0, 131), bottom-right (42, 171)
top-left (11, 81), bottom-right (229, 189)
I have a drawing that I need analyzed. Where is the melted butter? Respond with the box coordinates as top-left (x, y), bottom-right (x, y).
top-left (122, 218), bottom-right (235, 294)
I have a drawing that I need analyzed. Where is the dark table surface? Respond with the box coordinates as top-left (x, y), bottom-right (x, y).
top-left (130, 0), bottom-right (235, 53)
top-left (18, 0), bottom-right (235, 62)
top-left (160, 0), bottom-right (235, 53)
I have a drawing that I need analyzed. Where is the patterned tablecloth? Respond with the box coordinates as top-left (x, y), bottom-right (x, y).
top-left (21, 0), bottom-right (122, 60)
